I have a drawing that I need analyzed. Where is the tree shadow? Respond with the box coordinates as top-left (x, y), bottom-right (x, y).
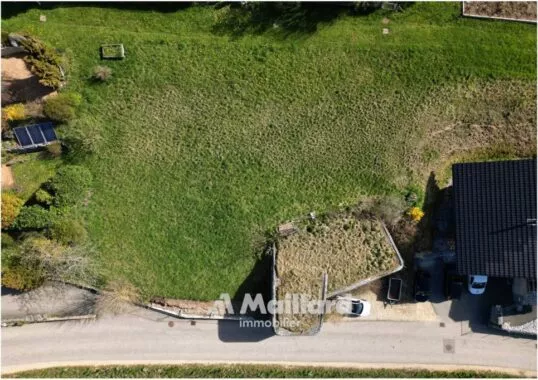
top-left (212, 2), bottom-right (379, 39)
top-left (1, 282), bottom-right (98, 320)
top-left (217, 243), bottom-right (275, 342)
top-left (2, 76), bottom-right (56, 106)
top-left (1, 2), bottom-right (193, 20)
top-left (385, 172), bottom-right (439, 305)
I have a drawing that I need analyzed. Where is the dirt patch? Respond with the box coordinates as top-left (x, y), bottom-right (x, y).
top-left (1, 56), bottom-right (55, 105)
top-left (2, 164), bottom-right (15, 189)
top-left (463, 1), bottom-right (537, 22)
top-left (150, 297), bottom-right (243, 318)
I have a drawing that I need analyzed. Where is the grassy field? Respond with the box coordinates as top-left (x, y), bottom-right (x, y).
top-left (2, 2), bottom-right (535, 300)
top-left (4, 364), bottom-right (519, 378)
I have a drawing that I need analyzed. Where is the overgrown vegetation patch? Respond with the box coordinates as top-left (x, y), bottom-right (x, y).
top-left (275, 213), bottom-right (401, 333)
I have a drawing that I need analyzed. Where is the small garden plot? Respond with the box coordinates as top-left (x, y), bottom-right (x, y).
top-left (463, 2), bottom-right (537, 22)
top-left (100, 44), bottom-right (125, 59)
top-left (275, 214), bottom-right (402, 334)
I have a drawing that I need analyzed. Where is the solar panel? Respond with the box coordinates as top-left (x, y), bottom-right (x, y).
top-left (27, 125), bottom-right (45, 144)
top-left (12, 123), bottom-right (57, 149)
top-left (14, 127), bottom-right (32, 146)
top-left (41, 123), bottom-right (57, 142)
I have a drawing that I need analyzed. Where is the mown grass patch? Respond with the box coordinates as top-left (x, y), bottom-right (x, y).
top-left (10, 152), bottom-right (62, 202)
top-left (2, 2), bottom-right (535, 300)
top-left (4, 364), bottom-right (520, 378)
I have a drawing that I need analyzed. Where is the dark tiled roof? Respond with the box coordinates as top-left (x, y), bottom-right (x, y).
top-left (453, 159), bottom-right (537, 278)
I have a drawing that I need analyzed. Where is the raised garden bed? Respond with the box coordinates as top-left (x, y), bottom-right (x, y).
top-left (273, 213), bottom-right (403, 335)
top-left (462, 2), bottom-right (537, 23)
top-left (100, 44), bottom-right (125, 59)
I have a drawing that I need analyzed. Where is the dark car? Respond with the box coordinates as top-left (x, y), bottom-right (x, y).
top-left (414, 270), bottom-right (432, 302)
top-left (444, 264), bottom-right (465, 300)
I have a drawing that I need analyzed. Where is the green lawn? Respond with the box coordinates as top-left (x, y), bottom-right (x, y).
top-left (2, 3), bottom-right (535, 300)
top-left (4, 364), bottom-right (519, 378)
top-left (10, 152), bottom-right (62, 202)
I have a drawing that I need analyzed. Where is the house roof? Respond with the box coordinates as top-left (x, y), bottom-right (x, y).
top-left (453, 159), bottom-right (537, 279)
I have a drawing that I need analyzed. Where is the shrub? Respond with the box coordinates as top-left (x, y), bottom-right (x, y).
top-left (49, 217), bottom-right (87, 245)
top-left (2, 104), bottom-right (25, 121)
top-left (19, 35), bottom-right (64, 89)
top-left (92, 65), bottom-right (112, 81)
top-left (12, 205), bottom-right (51, 230)
top-left (46, 141), bottom-right (62, 157)
top-left (1, 232), bottom-right (16, 248)
top-left (1, 265), bottom-right (44, 291)
top-left (406, 207), bottom-right (425, 222)
top-left (43, 92), bottom-right (82, 123)
top-left (96, 279), bottom-right (141, 316)
top-left (49, 165), bottom-right (92, 207)
top-left (35, 188), bottom-right (54, 206)
top-left (2, 193), bottom-right (24, 229)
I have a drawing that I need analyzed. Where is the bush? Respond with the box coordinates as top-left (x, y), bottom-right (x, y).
top-left (43, 92), bottom-right (82, 123)
top-left (1, 232), bottom-right (16, 248)
top-left (19, 35), bottom-right (64, 89)
top-left (12, 205), bottom-right (51, 230)
top-left (49, 165), bottom-right (92, 207)
top-left (49, 217), bottom-right (87, 245)
top-left (406, 207), bottom-right (425, 222)
top-left (46, 142), bottom-right (63, 157)
top-left (2, 193), bottom-right (24, 229)
top-left (92, 65), bottom-right (112, 82)
top-left (2, 103), bottom-right (25, 121)
top-left (96, 279), bottom-right (141, 316)
top-left (1, 265), bottom-right (44, 291)
top-left (35, 188), bottom-right (54, 206)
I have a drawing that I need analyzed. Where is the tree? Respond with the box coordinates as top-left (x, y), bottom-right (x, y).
top-left (19, 237), bottom-right (99, 286)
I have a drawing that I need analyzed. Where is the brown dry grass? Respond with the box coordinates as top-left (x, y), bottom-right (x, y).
top-left (410, 80), bottom-right (537, 187)
top-left (275, 214), bottom-right (400, 333)
top-left (464, 2), bottom-right (537, 21)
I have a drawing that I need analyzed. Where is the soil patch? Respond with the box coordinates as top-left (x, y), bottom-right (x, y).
top-left (2, 164), bottom-right (15, 189)
top-left (1, 56), bottom-right (55, 105)
top-left (463, 2), bottom-right (537, 22)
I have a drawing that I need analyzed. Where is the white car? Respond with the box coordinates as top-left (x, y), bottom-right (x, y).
top-left (468, 275), bottom-right (488, 295)
top-left (335, 297), bottom-right (371, 317)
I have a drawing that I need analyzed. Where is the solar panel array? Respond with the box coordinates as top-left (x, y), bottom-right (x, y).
top-left (13, 122), bottom-right (57, 148)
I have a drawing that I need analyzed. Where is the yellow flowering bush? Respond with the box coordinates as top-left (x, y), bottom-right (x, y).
top-left (407, 207), bottom-right (425, 222)
top-left (2, 104), bottom-right (25, 121)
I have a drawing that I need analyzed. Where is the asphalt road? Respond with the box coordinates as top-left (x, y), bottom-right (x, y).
top-left (2, 307), bottom-right (536, 375)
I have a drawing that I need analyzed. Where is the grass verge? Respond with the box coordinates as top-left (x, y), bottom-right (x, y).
top-left (4, 364), bottom-right (520, 378)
